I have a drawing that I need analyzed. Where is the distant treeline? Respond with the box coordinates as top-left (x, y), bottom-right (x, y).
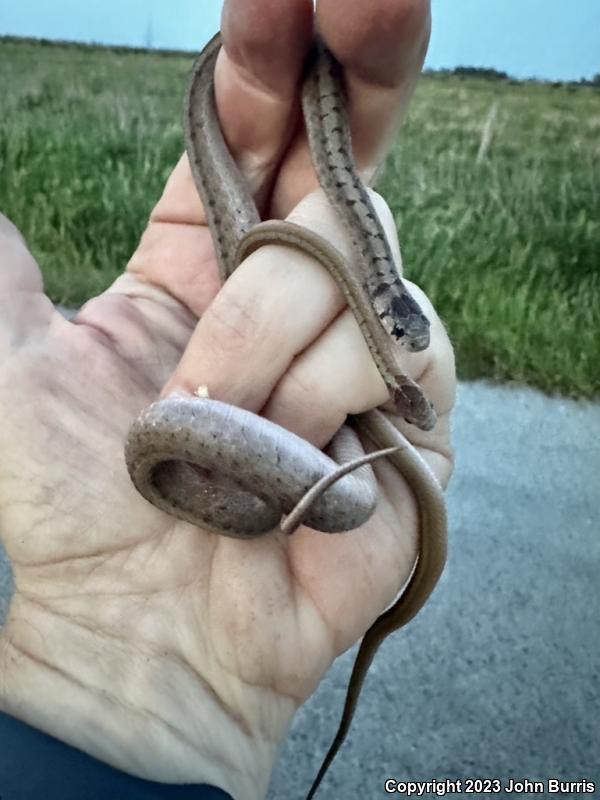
top-left (1, 35), bottom-right (598, 87)
top-left (427, 65), bottom-right (510, 81)
top-left (424, 64), bottom-right (600, 88)
top-left (0, 34), bottom-right (196, 58)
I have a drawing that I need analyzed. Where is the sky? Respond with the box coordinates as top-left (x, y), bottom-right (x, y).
top-left (1, 0), bottom-right (599, 82)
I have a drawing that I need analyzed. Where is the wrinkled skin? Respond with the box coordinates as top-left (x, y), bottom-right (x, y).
top-left (0, 1), bottom-right (455, 798)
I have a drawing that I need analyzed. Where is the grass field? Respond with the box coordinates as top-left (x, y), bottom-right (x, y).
top-left (1, 37), bottom-right (598, 399)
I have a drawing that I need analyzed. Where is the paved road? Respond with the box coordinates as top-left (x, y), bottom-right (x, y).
top-left (1, 375), bottom-right (598, 800)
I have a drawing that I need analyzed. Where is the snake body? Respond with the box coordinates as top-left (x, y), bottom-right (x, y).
top-left (125, 32), bottom-right (447, 799)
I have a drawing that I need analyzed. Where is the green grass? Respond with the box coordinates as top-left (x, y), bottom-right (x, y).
top-left (1, 37), bottom-right (599, 399)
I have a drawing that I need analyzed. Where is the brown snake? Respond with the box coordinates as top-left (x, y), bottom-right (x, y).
top-left (125, 32), bottom-right (448, 799)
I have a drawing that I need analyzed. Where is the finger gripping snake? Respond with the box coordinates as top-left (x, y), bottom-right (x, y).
top-left (124, 32), bottom-right (448, 799)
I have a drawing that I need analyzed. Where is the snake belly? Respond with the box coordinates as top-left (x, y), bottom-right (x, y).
top-left (124, 31), bottom-right (448, 799)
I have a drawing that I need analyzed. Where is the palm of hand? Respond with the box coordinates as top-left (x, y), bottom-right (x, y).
top-left (0, 228), bottom-right (449, 715)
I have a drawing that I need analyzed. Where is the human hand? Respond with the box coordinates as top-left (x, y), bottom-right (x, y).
top-left (0, 1), bottom-right (455, 799)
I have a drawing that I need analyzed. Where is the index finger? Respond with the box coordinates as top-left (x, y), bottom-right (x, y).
top-left (125, 0), bottom-right (314, 316)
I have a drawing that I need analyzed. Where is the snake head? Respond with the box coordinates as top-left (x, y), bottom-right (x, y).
top-left (372, 280), bottom-right (431, 352)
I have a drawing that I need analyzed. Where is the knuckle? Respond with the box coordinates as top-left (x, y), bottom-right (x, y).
top-left (202, 286), bottom-right (262, 356)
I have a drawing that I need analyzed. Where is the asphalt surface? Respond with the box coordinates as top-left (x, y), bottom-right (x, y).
top-left (1, 361), bottom-right (599, 799)
top-left (267, 382), bottom-right (600, 800)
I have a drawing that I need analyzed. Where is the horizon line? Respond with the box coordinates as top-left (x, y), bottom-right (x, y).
top-left (2, 33), bottom-right (598, 87)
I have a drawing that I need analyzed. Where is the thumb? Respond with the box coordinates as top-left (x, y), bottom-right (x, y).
top-left (0, 213), bottom-right (55, 352)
